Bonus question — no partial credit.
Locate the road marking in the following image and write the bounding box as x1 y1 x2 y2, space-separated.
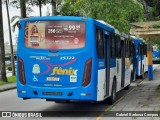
96 80 143 120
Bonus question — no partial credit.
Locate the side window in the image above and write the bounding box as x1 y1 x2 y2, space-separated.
96 27 104 59
110 33 116 58
116 35 121 58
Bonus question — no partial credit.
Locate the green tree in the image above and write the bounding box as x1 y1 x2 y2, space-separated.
150 37 160 50
61 0 144 32
0 0 7 82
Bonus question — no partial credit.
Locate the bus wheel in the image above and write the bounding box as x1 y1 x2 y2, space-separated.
108 80 116 105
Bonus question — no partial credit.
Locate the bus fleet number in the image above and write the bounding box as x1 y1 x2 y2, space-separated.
60 56 75 60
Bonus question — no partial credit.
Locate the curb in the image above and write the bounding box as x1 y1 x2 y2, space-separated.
0 84 16 92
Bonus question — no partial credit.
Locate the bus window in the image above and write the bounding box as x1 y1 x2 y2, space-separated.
110 33 116 58
96 27 104 59
24 21 86 49
116 35 121 58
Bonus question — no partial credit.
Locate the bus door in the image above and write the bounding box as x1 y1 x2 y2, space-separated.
104 31 110 96
121 40 125 87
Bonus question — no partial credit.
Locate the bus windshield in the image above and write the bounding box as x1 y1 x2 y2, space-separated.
24 21 86 49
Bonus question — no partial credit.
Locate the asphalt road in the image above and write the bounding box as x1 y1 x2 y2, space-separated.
0 89 108 119
0 85 135 120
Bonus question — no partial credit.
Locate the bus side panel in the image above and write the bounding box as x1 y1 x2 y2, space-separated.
96 60 116 101
109 67 116 95
145 56 148 72
116 58 122 92
97 68 106 101
124 62 131 87
109 60 116 96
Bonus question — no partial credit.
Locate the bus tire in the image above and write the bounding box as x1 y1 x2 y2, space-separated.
108 79 116 105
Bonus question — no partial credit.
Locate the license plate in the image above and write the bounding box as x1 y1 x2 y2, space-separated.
46 77 59 81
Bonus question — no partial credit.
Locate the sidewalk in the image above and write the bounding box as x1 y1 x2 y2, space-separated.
101 66 160 120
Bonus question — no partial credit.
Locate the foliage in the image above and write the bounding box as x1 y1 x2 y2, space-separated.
0 76 16 85
141 0 160 20
143 0 155 7
150 37 160 49
61 0 144 32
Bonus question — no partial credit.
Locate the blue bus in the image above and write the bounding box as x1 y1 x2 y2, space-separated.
16 16 132 104
132 38 147 79
153 50 160 64
153 50 159 58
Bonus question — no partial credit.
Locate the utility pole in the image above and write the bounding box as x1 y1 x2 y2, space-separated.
147 38 153 80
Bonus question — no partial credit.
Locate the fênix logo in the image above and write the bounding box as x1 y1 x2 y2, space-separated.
51 67 78 76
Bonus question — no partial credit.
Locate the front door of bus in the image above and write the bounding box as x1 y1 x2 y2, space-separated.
104 31 110 96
